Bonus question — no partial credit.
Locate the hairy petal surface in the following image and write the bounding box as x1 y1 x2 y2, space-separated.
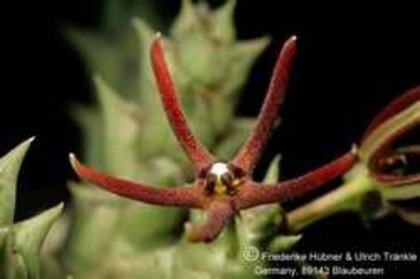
186 200 234 242
150 36 215 171
70 154 203 208
237 150 357 209
232 36 297 172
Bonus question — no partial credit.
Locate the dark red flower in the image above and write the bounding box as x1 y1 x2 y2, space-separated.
70 35 356 243
359 86 420 185
286 87 420 232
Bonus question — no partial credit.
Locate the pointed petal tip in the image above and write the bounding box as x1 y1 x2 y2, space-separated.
57 202 65 210
16 136 36 152
152 32 163 47
17 136 36 149
150 33 164 64
53 202 65 214
69 153 80 171
286 35 298 47
351 144 359 155
69 152 75 161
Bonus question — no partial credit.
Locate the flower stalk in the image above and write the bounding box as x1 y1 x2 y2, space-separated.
287 167 375 232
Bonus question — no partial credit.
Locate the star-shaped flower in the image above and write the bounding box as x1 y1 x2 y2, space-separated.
70 35 356 243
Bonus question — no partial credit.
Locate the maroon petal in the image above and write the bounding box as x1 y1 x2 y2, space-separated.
360 89 420 187
70 154 203 208
237 149 357 209
150 36 215 171
372 145 420 185
362 86 420 140
360 98 419 178
186 200 234 243
231 36 297 173
374 173 420 185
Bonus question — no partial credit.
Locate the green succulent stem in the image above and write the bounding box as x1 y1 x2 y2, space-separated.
287 166 376 232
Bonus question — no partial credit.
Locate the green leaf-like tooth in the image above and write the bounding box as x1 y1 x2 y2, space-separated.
70 105 104 169
224 37 270 95
131 18 156 105
269 234 302 252
263 155 281 184
0 137 34 227
213 0 236 42
100 0 131 34
13 203 64 279
94 75 141 178
65 25 140 101
171 0 197 37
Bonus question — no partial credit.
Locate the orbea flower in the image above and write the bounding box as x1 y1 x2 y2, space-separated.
287 88 419 232
359 87 420 185
357 87 420 222
70 35 356 243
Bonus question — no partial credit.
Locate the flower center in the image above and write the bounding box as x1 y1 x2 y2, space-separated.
205 162 242 196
